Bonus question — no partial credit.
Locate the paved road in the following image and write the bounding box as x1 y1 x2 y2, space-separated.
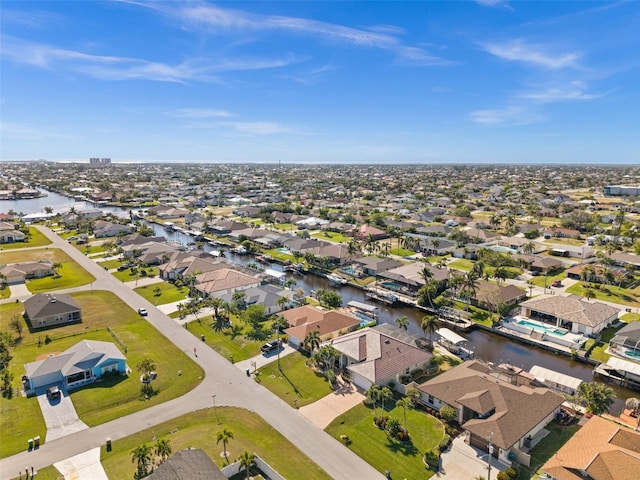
0 226 384 480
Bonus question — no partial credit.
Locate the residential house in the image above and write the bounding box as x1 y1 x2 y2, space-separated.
24 339 127 392
0 260 55 284
23 293 82 330
218 284 295 315
544 227 580 239
93 220 133 238
519 295 620 336
472 280 527 311
195 268 260 298
355 224 387 241
542 415 640 480
376 261 448 298
324 327 433 391
609 322 640 362
0 222 25 243
418 360 563 467
515 254 563 275
351 257 403 277
280 305 361 349
146 449 226 480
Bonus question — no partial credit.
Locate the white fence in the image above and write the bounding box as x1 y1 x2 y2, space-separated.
221 454 285 480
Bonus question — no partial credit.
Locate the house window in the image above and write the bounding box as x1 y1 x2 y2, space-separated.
428 394 434 405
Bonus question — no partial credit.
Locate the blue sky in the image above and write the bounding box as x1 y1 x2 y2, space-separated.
1 1 638 164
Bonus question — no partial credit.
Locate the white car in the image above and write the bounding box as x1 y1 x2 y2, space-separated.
137 308 148 316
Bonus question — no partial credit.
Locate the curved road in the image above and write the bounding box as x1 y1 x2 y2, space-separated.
0 227 384 480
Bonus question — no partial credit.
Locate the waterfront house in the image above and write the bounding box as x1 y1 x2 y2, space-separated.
324 327 433 391
281 305 361 349
23 293 82 330
93 220 133 238
609 322 640 361
418 360 564 467
218 284 295 316
541 415 640 480
24 340 127 393
195 268 260 299
519 295 620 336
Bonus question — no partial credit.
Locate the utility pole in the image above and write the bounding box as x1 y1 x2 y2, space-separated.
276 326 281 370
487 431 494 480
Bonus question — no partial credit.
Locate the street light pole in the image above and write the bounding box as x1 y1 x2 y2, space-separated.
212 395 219 423
487 431 494 480
276 326 281 370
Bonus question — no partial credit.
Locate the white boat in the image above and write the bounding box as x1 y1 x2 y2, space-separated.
326 273 347 285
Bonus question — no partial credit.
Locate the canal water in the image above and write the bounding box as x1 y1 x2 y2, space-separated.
2 190 634 410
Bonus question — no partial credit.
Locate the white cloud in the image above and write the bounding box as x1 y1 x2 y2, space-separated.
171 108 233 119
0 36 302 82
0 9 65 29
482 39 581 69
475 0 512 8
219 121 294 135
0 122 73 141
520 82 606 103
172 3 448 65
469 106 544 125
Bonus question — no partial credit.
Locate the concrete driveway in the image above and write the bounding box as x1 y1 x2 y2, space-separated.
437 436 507 478
299 383 365 429
37 388 88 442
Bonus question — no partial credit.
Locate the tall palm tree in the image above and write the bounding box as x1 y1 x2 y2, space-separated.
421 315 441 348
366 384 381 418
583 288 596 301
303 330 321 353
216 427 234 461
379 386 393 415
394 315 409 331
238 450 257 480
154 438 172 464
396 396 413 433
131 443 153 479
461 271 480 311
493 266 508 285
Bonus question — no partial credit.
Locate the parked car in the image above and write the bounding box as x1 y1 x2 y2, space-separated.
261 340 282 354
137 308 148 316
118 263 135 271
551 280 563 287
46 386 61 400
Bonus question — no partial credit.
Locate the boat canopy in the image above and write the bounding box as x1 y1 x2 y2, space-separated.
436 327 467 346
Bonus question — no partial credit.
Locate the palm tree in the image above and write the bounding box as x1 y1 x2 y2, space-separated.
578 382 615 415
421 315 441 348
209 297 225 320
238 450 256 480
216 427 234 461
366 384 381 418
461 271 480 311
493 266 508 285
523 241 535 255
379 386 393 415
154 438 172 464
396 396 413 433
276 295 289 311
394 315 409 331
131 443 153 479
303 330 321 353
583 288 596 301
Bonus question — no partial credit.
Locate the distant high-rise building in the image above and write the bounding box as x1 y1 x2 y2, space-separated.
603 185 640 196
89 157 111 166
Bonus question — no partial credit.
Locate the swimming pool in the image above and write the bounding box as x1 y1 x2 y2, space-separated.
516 319 567 336
275 248 290 254
381 281 403 292
625 349 640 358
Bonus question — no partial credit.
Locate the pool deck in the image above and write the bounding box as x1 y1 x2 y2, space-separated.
492 320 589 358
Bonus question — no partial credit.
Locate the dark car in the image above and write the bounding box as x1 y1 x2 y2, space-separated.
261 340 281 354
137 308 148 316
118 263 135 271
551 280 563 287
46 386 61 400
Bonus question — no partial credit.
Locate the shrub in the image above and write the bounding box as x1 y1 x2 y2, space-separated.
504 467 519 479
424 450 440 470
439 405 457 423
496 472 509 480
437 436 450 452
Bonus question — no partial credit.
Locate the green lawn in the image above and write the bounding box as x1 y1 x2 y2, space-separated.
325 401 444 479
0 290 204 458
9 466 61 480
521 421 580 479
0 285 9 299
587 323 627 363
0 227 52 250
566 281 640 308
184 316 266 362
100 407 331 480
112 266 159 283
311 231 350 243
97 258 127 270
527 272 566 288
254 351 333 408
447 259 473 272
0 248 95 293
134 281 188 305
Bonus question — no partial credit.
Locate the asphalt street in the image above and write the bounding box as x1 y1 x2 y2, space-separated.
0 226 384 480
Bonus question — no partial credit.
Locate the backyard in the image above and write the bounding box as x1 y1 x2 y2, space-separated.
254 351 333 408
520 421 581 479
0 290 203 457
566 281 640 308
325 400 444 479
